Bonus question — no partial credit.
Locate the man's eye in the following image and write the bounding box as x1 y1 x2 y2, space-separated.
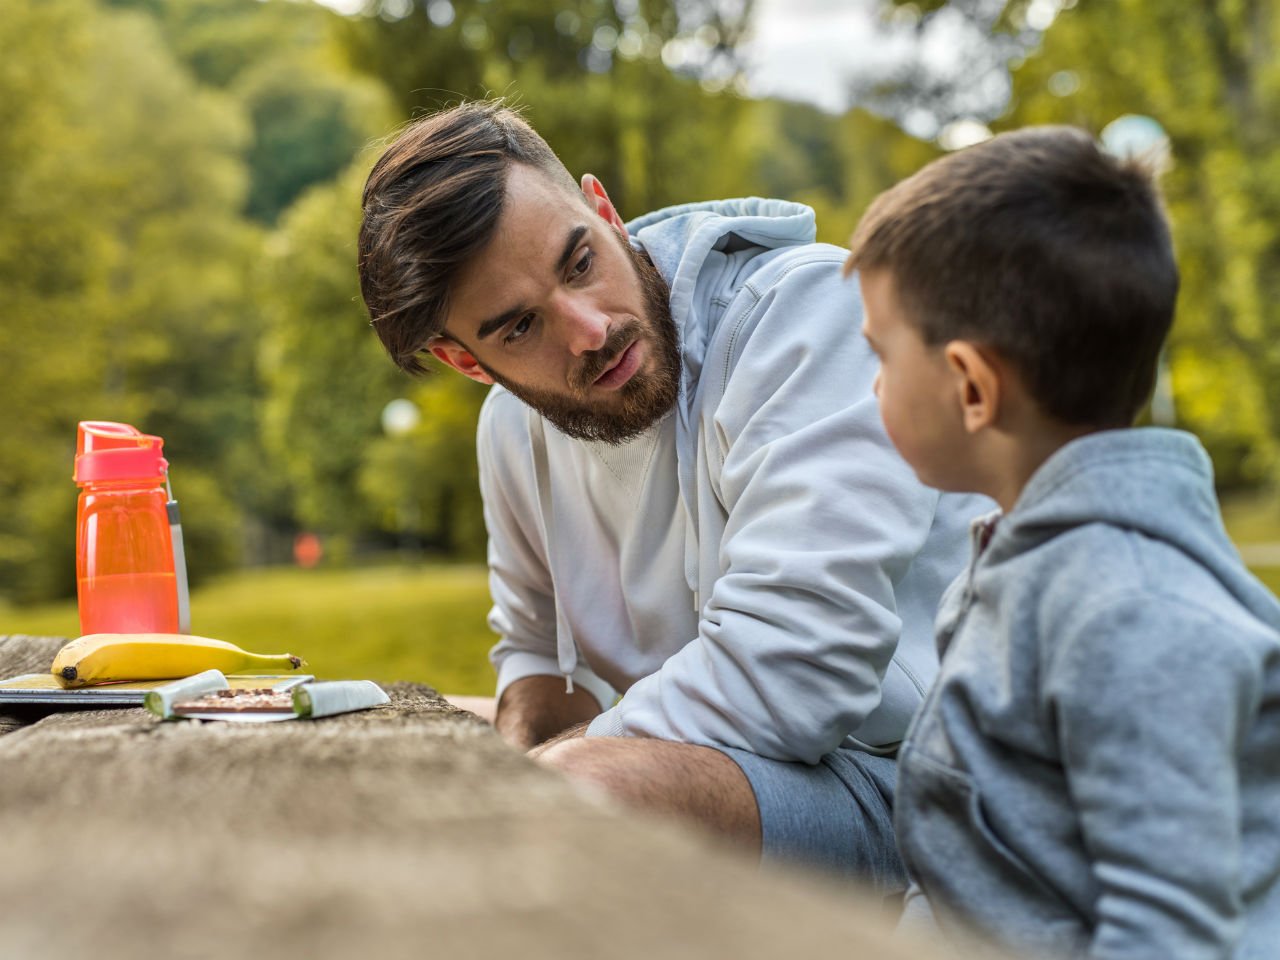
571 249 594 279
504 313 536 344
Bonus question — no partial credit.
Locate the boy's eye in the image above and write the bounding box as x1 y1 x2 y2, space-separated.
504 313 536 344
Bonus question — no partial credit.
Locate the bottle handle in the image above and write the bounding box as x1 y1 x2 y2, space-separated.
165 471 192 635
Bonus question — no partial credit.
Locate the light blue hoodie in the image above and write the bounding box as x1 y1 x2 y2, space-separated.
483 198 983 761
896 428 1280 959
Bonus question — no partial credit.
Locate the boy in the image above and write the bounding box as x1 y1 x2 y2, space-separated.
845 125 1280 958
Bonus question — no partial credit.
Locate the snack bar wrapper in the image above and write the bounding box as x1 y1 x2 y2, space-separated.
293 680 390 718
145 669 230 718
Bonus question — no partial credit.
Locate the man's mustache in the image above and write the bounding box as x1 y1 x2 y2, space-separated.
570 319 642 393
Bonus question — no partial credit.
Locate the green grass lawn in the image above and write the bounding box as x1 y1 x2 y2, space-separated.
1221 492 1280 596
0 563 498 695
1252 567 1280 596
4 492 1279 692
1221 490 1280 544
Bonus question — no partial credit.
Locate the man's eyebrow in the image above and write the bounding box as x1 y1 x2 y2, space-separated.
476 306 528 341
475 225 590 342
556 224 589 273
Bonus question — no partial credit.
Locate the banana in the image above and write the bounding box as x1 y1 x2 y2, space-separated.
51 633 306 688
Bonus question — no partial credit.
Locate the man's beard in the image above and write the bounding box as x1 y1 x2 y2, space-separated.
480 239 681 445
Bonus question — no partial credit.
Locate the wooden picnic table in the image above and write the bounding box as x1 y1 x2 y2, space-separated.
0 633 951 959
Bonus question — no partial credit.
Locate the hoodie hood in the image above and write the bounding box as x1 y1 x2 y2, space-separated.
628 196 816 279
618 199 820 617
627 198 816 399
991 428 1280 631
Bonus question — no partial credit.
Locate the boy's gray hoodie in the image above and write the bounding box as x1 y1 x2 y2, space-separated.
896 428 1280 959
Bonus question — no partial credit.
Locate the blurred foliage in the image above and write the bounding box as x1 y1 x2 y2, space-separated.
237 58 392 222
3 0 1278 609
851 0 1034 136
257 162 403 547
887 0 1280 493
111 0 395 222
342 0 752 112
340 0 765 214
357 374 491 558
0 0 257 601
996 0 1280 490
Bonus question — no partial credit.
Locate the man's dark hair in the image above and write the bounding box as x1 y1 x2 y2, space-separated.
359 100 580 375
846 125 1179 427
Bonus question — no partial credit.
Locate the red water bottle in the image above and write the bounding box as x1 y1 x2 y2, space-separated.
74 421 187 635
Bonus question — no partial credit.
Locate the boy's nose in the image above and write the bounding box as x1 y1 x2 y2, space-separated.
872 370 883 398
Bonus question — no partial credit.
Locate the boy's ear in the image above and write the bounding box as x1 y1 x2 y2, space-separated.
428 337 494 385
944 341 1000 433
580 174 627 232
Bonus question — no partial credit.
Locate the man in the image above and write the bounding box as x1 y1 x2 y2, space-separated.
358 100 979 889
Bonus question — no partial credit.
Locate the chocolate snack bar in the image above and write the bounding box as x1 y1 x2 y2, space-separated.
172 688 294 715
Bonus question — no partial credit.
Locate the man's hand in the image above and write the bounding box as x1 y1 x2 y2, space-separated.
494 675 602 750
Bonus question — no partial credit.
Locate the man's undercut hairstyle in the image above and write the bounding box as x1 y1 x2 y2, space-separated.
359 100 581 374
846 125 1179 428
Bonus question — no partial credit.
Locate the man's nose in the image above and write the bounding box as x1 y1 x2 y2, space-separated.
556 294 611 355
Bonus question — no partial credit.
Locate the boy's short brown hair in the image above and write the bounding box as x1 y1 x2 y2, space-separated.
358 100 580 375
846 126 1179 428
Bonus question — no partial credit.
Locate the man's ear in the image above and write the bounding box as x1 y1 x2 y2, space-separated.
580 174 627 232
944 341 1000 434
428 338 494 385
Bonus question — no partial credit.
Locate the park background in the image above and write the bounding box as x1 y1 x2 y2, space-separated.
4 0 1279 692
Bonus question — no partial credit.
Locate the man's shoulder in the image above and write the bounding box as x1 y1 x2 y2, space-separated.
478 385 536 451
753 240 849 274
709 242 869 386
731 243 858 321
721 241 848 299
479 384 523 426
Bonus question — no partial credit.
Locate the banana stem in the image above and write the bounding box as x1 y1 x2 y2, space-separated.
239 653 306 672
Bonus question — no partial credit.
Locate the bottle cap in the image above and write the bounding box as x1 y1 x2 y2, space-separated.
74 421 168 485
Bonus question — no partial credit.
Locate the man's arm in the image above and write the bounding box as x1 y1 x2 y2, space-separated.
477 389 617 747
587 253 947 762
495 675 600 750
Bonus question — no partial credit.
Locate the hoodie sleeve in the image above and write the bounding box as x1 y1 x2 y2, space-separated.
1046 591 1263 960
587 254 941 761
478 390 616 712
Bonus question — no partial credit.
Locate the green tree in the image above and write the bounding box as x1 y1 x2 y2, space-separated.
106 0 337 89
874 0 1280 490
0 0 259 602
358 375 491 557
752 100 942 246
342 0 753 117
338 0 761 215
258 162 405 554
109 0 395 224
236 55 395 223
1000 0 1280 488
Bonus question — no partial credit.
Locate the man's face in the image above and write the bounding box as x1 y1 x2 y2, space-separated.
858 268 971 491
437 164 680 445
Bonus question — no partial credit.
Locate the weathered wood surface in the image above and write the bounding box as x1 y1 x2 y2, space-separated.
0 635 947 960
